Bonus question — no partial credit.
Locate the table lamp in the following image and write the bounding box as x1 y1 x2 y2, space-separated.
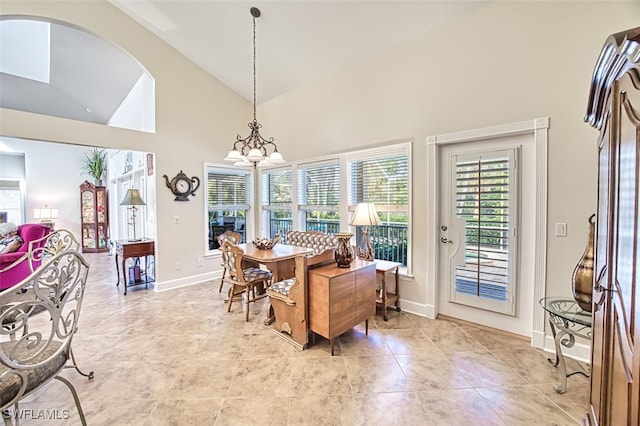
33 204 59 228
349 202 381 261
120 189 146 241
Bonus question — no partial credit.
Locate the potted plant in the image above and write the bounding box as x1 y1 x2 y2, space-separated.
81 148 108 186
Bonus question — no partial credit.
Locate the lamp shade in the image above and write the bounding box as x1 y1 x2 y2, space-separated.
349 202 381 226
33 205 59 220
120 189 146 206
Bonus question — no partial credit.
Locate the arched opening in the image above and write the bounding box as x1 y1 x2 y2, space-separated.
0 15 155 132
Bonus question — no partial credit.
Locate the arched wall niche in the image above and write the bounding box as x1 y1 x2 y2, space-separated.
0 15 155 133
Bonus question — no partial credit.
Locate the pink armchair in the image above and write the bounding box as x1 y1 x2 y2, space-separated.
0 224 51 290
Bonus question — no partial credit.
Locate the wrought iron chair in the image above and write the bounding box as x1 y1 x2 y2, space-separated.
220 240 272 321
0 250 90 425
0 229 93 380
217 230 242 293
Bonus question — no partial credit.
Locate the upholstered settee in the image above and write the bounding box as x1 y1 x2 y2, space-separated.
267 231 339 349
0 224 51 290
284 231 339 267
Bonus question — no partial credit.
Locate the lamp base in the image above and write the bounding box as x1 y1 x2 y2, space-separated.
357 228 375 261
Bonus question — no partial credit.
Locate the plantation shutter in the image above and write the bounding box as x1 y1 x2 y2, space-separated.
297 160 340 212
346 145 409 209
207 167 252 211
452 148 517 314
262 168 292 210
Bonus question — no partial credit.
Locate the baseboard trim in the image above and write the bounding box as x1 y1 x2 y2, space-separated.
531 330 546 349
396 299 434 319
154 271 219 292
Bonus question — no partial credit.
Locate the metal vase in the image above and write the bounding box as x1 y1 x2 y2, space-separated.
572 214 595 312
335 232 354 268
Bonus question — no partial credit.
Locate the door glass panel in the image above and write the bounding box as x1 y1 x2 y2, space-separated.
450 149 517 314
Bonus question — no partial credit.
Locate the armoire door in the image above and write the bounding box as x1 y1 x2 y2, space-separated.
601 71 639 426
585 27 640 426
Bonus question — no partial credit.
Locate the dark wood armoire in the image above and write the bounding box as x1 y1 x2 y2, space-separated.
584 27 640 426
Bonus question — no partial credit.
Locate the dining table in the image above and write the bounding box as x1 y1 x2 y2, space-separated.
237 243 312 325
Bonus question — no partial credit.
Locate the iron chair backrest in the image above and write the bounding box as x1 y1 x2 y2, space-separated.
0 250 90 412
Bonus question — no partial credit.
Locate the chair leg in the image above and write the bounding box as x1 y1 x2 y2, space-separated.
245 285 251 321
66 346 95 379
227 285 235 312
218 268 226 292
54 375 87 426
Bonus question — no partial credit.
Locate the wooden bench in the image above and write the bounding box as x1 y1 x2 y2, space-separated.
266 231 338 349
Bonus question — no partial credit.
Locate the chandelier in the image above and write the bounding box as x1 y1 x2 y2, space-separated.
225 7 284 168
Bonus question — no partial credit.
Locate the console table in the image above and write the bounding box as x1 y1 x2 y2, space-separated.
308 259 376 355
539 297 592 393
115 239 155 295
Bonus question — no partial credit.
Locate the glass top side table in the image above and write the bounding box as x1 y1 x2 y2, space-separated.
539 297 592 393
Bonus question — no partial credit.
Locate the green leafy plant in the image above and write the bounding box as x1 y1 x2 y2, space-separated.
81 148 108 182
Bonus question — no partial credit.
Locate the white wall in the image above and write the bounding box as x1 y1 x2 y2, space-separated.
2 0 638 338
0 1 250 289
258 2 639 326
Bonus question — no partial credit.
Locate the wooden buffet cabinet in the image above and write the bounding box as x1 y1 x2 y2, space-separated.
307 259 376 355
584 27 640 425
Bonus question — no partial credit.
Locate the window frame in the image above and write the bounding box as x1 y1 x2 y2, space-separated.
259 140 412 274
204 162 253 255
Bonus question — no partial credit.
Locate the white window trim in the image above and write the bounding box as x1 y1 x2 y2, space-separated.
259 140 413 274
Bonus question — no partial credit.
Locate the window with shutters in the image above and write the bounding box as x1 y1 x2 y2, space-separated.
259 141 412 271
261 168 293 241
0 180 23 224
297 161 341 234
347 146 410 266
205 165 251 250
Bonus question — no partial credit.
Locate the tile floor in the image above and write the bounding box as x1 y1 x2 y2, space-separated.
19 253 590 425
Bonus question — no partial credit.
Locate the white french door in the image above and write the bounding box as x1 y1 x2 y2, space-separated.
437 131 539 335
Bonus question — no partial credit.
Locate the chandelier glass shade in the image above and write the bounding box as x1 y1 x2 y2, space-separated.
225 7 284 168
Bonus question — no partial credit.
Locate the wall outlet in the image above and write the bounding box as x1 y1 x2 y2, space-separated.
555 222 567 237
174 215 180 224
175 261 182 270
197 258 204 267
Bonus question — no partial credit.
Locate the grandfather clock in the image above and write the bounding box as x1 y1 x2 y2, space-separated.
79 180 109 253
584 27 640 425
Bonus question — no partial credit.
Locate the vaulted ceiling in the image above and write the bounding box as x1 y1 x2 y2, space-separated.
0 1 490 125
110 1 490 103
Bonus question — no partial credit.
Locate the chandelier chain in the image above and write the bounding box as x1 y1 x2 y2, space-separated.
252 14 257 121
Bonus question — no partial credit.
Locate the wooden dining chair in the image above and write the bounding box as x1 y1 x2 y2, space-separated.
220 240 272 321
217 230 242 293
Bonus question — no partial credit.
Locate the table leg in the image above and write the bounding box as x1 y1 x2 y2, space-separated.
122 256 128 295
116 252 120 287
381 273 388 321
144 255 149 289
394 267 401 312
548 316 568 394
